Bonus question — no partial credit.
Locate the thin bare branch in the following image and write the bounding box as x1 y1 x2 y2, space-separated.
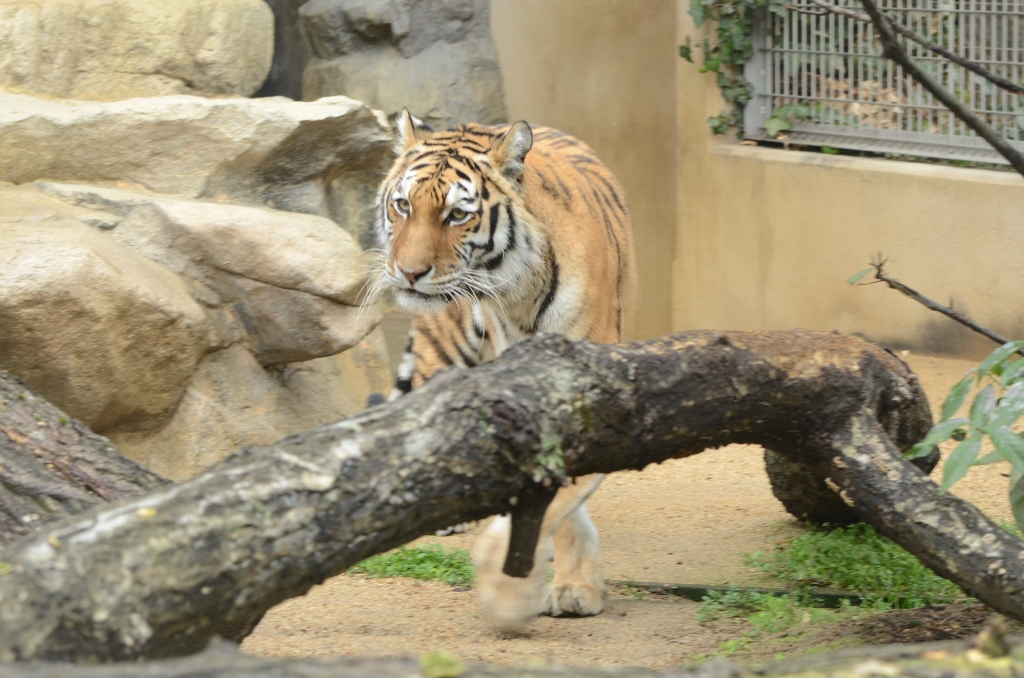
796 0 1024 97
864 257 1023 355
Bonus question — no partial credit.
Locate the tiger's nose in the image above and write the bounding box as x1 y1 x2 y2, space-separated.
398 265 431 284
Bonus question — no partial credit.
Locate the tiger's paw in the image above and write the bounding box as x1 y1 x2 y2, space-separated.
477 573 544 631
435 521 475 537
542 582 605 617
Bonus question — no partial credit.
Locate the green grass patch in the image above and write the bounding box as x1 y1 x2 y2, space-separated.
747 523 966 609
697 588 839 633
689 521 1005 665
691 586 857 663
348 544 473 587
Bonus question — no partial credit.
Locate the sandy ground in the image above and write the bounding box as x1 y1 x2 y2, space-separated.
241 351 1014 669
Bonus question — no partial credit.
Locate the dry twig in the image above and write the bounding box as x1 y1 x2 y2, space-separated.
858 256 1023 355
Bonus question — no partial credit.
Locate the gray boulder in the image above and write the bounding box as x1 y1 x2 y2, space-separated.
38 184 370 309
300 0 507 130
255 0 315 100
0 182 389 480
0 0 274 101
0 92 393 204
0 215 214 434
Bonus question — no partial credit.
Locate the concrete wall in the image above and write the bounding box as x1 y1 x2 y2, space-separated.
491 0 1024 356
675 2 1024 358
491 0 677 340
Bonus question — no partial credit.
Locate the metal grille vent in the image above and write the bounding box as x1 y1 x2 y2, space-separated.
744 0 1024 163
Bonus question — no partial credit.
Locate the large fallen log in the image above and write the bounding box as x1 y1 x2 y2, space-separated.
1 330 1021 663
2 634 1020 678
1 618 1022 678
0 369 170 546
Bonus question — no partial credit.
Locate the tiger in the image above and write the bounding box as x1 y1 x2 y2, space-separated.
372 108 635 628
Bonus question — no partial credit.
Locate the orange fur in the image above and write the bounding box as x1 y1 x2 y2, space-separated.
376 113 635 395
373 110 635 626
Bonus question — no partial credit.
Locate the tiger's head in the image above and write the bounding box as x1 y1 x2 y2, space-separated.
373 108 538 313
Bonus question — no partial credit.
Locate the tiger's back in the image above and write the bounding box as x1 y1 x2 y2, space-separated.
381 119 635 394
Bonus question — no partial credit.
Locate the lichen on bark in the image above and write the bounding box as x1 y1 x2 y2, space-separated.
0 330 1022 663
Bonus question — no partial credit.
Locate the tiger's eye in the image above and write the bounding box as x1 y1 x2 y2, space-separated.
394 198 411 214
450 208 467 221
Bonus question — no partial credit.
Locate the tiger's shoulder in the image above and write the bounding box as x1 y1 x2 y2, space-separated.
378 115 635 401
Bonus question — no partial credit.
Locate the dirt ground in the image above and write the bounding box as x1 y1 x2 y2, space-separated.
241 352 1015 669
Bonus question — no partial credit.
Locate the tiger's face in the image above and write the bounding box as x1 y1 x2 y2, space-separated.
375 109 534 313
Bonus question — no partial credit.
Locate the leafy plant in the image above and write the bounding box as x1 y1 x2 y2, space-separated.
348 544 474 587
680 0 788 135
691 521 977 660
904 340 1024 531
698 587 836 632
748 523 966 608
764 102 819 137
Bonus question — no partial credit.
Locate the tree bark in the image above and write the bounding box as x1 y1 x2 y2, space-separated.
764 444 940 526
0 369 170 546
0 622 1016 678
0 640 669 677
0 330 1022 663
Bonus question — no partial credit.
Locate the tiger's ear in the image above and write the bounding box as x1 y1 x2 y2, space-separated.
491 121 533 182
396 108 433 152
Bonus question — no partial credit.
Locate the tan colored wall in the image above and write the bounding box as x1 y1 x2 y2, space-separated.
675 1 1024 357
492 0 1024 357
490 0 677 340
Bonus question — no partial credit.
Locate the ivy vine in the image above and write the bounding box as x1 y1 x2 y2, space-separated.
680 0 791 136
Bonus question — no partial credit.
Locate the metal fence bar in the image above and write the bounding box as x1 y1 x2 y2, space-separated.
745 0 1024 163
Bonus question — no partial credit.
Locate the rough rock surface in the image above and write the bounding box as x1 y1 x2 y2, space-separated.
300 0 507 130
0 218 214 434
256 0 314 100
37 184 370 310
0 0 274 101
112 333 393 481
0 91 393 201
0 182 389 480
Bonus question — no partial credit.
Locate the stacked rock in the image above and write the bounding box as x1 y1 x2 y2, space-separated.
299 0 508 131
0 1 397 480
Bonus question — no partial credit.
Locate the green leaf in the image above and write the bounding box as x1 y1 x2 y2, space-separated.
708 115 729 135
1001 359 1024 387
689 3 709 28
765 116 792 137
821 145 840 155
847 267 874 285
941 434 982 491
970 385 996 429
940 372 975 421
679 37 693 62
1011 475 1024 535
990 382 1024 429
974 450 1005 465
904 417 968 459
991 425 1024 472
978 341 1024 379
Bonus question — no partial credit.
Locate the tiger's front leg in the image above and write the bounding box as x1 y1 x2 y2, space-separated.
472 474 606 629
388 299 490 401
543 499 607 617
389 300 491 536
